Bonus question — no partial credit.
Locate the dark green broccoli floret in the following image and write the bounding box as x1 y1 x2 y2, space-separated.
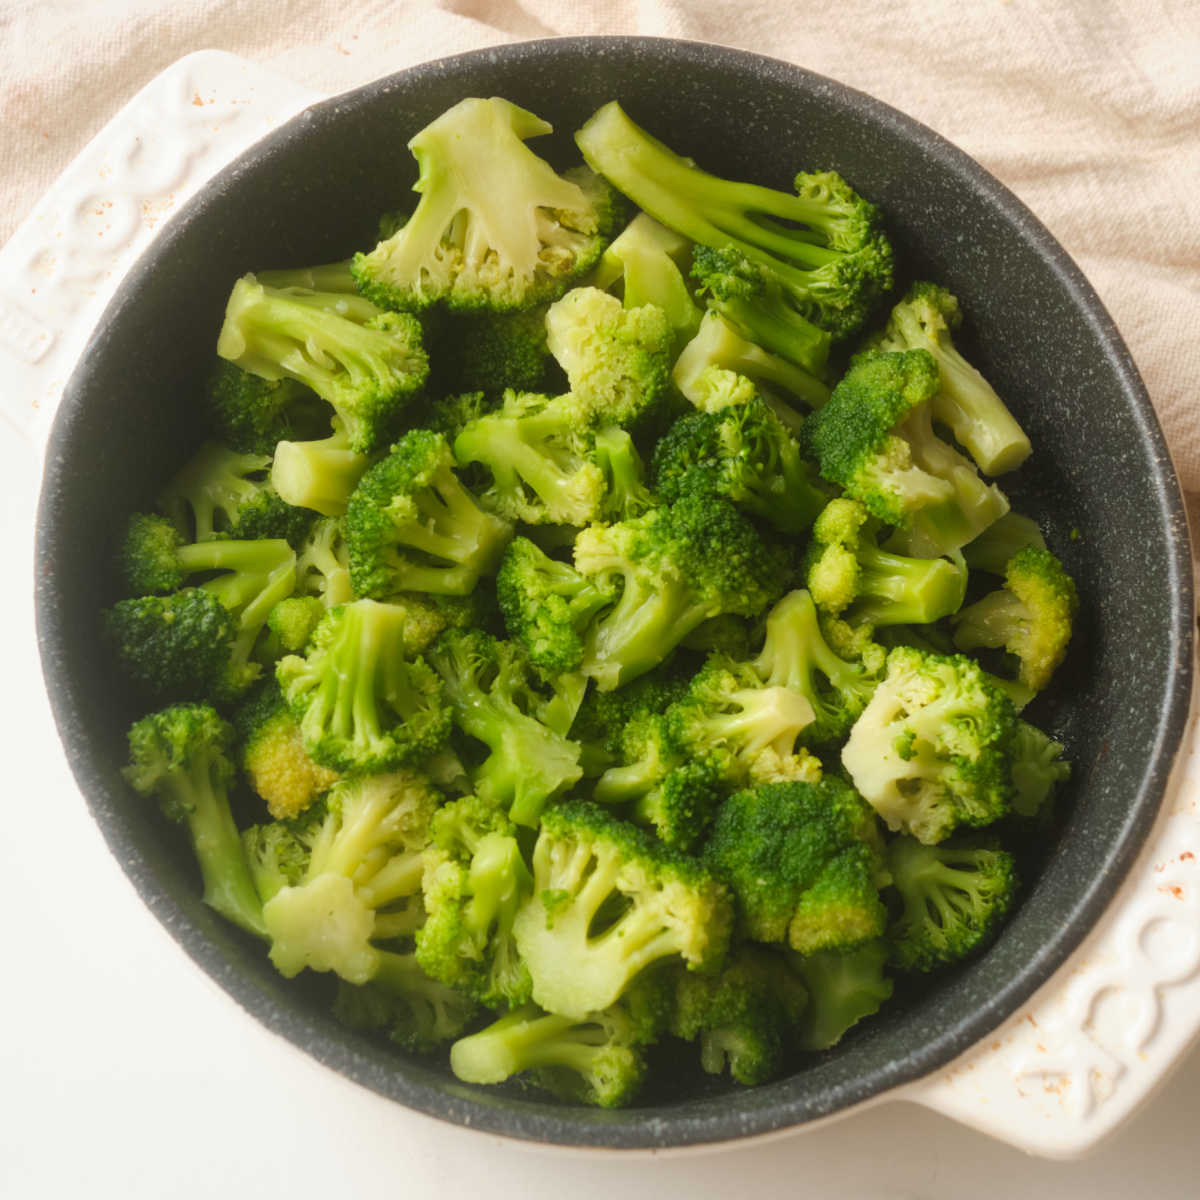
425 629 582 827
704 779 887 954
952 546 1078 692
873 282 1031 475
270 421 374 518
577 103 892 340
512 801 734 1020
260 770 438 983
1009 719 1071 819
886 837 1018 972
216 275 428 454
651 395 827 535
670 945 808 1086
804 498 967 629
841 645 1019 844
426 307 555 397
123 703 265 937
344 428 513 599
206 359 329 456
276 599 451 774
573 490 791 690
788 940 894 1051
352 98 624 312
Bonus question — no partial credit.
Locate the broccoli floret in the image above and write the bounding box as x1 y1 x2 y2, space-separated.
344 429 513 598
233 679 339 820
674 311 830 417
670 945 808 1086
962 512 1046 575
123 703 265 937
294 517 354 608
427 307 555 396
333 947 478 1053
261 770 438 983
351 98 624 312
577 104 892 340
242 813 317 905
425 629 583 827
886 837 1018 971
216 275 428 454
206 359 329 456
804 498 967 628
873 282 1031 475
704 779 887 954
512 801 733 1020
788 940 894 1051
276 599 451 774
573 490 790 690
593 426 655 521
1010 719 1071 819
841 645 1018 844
952 546 1078 692
262 596 325 657
651 395 827 534
270 421 374 518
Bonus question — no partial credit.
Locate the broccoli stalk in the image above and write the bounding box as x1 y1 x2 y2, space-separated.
270 421 373 518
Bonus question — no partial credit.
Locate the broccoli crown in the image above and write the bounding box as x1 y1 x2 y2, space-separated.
841 645 1018 844
804 497 967 628
345 428 513 598
351 98 623 312
703 779 886 954
544 286 674 428
242 814 316 905
952 546 1078 692
593 425 655 521
576 103 892 340
276 599 451 774
264 596 325 656
574 490 791 690
570 660 692 766
670 945 808 1086
512 800 734 1020
496 536 618 677
1009 719 1072 819
216 275 429 454
651 396 827 535
261 770 439 983
453 390 608 526
788 940 894 1051
886 837 1018 972
425 628 583 826
333 947 478 1053
270 421 373 519
233 678 339 819
873 282 1031 475
427 306 554 396
124 703 265 936
206 358 329 456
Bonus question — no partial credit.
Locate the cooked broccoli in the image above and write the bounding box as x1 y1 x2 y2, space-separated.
216 275 428 454
873 282 1031 475
804 497 967 628
651 394 827 534
260 770 438 983
270 421 374 518
123 703 265 936
573 490 790 690
962 511 1047 575
577 103 892 339
262 596 325 657
242 812 317 905
426 307 555 396
789 940 894 1051
593 425 655 520
294 516 354 608
704 779 887 954
952 546 1078 692
1010 719 1071 819
257 259 358 293
352 97 624 312
512 801 733 1020
670 945 808 1085
841 645 1018 844
425 628 582 827
206 359 329 456
344 428 513 598
276 599 451 774
886 837 1018 971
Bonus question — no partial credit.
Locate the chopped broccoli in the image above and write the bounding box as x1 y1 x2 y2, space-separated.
426 307 555 396
344 428 513 598
270 421 374 518
789 940 894 1051
593 425 655 521
294 516 354 608
206 358 329 456
352 97 624 312
262 596 325 657
123 703 265 937
512 801 733 1020
962 512 1046 575
886 837 1018 971
1010 719 1071 819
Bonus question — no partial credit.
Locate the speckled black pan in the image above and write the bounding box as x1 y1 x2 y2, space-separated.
35 37 1194 1148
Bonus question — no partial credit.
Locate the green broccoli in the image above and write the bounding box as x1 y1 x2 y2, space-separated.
1010 720 1071 819
352 97 624 312
789 940 894 1051
704 779 887 954
276 599 451 774
952 546 1078 692
593 425 655 520
256 259 358 293
841 645 1018 844
205 358 329 456
886 837 1018 971
270 421 374 518
294 516 354 608
216 275 428 453
512 801 733 1020
123 703 265 937
962 512 1047 575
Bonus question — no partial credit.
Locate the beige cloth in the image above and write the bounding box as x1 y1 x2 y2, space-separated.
4 1 1198 544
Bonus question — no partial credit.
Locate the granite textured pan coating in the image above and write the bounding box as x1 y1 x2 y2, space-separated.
35 38 1194 1148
